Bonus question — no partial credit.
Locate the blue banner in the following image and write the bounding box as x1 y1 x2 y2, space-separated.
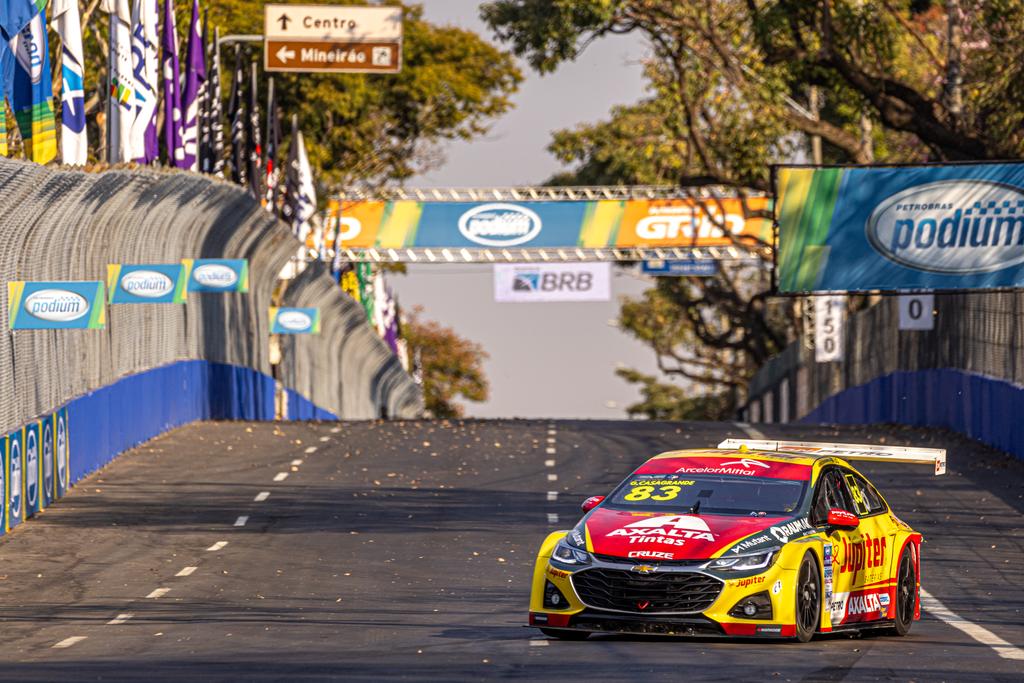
24 421 39 518
777 163 1024 291
185 259 249 293
270 307 320 334
642 259 719 277
8 281 105 329
7 428 23 530
0 435 6 535
41 414 53 508
55 408 69 498
108 264 187 303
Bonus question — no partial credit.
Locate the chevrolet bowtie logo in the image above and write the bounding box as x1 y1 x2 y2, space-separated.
630 564 657 574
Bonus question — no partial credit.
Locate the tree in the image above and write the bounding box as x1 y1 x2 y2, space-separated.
404 310 489 419
616 368 732 421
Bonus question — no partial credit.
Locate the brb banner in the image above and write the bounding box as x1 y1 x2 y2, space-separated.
270 307 321 334
328 198 771 250
494 263 611 303
777 163 1024 292
107 264 188 303
8 281 105 329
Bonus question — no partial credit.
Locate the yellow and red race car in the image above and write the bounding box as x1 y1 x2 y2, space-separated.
529 439 946 641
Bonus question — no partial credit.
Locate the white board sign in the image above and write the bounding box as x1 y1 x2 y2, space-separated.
494 263 611 303
814 296 845 363
898 293 935 330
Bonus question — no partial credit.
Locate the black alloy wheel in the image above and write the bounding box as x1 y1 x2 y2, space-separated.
795 551 821 643
889 547 917 636
539 627 590 640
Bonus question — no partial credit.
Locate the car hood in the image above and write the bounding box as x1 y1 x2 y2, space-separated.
583 507 801 561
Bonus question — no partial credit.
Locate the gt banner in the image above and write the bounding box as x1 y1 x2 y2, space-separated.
7 428 23 531
776 163 1024 292
107 264 187 303
8 281 105 329
814 296 845 363
328 197 771 250
270 307 321 334
184 259 249 293
494 263 611 303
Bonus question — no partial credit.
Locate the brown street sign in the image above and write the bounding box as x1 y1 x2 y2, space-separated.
264 39 401 73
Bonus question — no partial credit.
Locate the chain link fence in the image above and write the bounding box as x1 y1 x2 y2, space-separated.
0 157 421 435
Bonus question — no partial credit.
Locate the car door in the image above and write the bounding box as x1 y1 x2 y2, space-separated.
810 468 857 626
838 469 895 619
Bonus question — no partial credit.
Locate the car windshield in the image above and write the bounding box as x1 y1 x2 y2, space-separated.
605 473 807 516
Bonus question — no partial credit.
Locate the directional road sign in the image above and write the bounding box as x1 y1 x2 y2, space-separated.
264 4 402 74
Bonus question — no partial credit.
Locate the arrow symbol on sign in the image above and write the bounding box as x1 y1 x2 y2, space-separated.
276 45 296 63
277 13 291 30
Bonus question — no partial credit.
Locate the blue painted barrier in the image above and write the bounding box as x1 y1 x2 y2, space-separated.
802 368 1024 461
287 390 339 421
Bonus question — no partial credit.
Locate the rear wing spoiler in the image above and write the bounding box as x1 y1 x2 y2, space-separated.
717 439 947 475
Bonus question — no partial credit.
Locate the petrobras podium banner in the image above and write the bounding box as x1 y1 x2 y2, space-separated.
494 263 611 303
777 163 1024 292
270 307 321 334
107 264 187 303
327 197 771 250
184 259 249 293
8 281 105 329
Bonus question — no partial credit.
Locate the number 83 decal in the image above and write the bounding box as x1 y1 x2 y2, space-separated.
625 485 682 501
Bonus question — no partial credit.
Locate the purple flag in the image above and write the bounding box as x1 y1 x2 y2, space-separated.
160 0 182 165
180 0 205 171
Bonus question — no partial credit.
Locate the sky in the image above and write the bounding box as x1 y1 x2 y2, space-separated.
389 2 676 419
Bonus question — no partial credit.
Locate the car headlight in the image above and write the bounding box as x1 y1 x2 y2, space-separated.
551 529 591 566
707 549 780 572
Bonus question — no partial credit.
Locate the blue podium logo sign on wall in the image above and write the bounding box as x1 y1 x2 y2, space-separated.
42 418 54 508
270 307 321 334
8 281 106 329
184 259 249 293
8 428 23 529
25 423 39 517
56 409 69 497
108 264 187 304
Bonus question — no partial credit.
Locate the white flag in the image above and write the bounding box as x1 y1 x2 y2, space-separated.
52 0 88 165
129 0 158 163
294 130 317 240
105 0 136 162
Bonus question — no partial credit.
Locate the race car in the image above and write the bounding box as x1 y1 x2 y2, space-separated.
529 439 945 641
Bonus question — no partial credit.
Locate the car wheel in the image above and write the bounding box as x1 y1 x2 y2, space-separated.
539 627 590 640
795 551 821 643
888 546 917 636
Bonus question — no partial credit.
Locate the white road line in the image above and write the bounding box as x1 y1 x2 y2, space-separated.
545 447 556 454
304 446 318 454
146 588 170 599
546 491 558 502
547 513 559 524
547 429 556 436
291 459 303 466
234 516 249 527
921 589 1024 660
319 436 330 442
254 491 270 502
206 541 228 552
530 639 549 647
544 459 556 467
547 473 558 482
330 427 341 433
546 437 556 444
733 422 766 440
273 472 289 482
107 614 133 626
52 636 87 649
175 566 197 577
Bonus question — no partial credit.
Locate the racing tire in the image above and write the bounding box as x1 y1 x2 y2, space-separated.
794 551 821 643
888 546 917 637
539 628 590 641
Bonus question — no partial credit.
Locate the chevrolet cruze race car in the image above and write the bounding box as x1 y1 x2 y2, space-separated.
529 439 945 641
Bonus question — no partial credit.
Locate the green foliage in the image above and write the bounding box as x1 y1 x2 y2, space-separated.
404 310 489 419
616 367 732 421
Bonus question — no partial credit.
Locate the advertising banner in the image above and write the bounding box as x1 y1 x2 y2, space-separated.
41 415 54 508
7 428 23 531
328 197 771 250
107 264 187 303
641 259 719 277
24 422 40 518
270 307 321 334
184 259 249 293
814 296 845 363
494 263 611 303
7 281 105 329
776 163 1024 292
55 408 69 499
0 435 6 535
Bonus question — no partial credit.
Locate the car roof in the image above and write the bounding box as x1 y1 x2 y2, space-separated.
634 448 834 481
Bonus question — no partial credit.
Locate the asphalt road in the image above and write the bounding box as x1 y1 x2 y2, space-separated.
0 419 1021 682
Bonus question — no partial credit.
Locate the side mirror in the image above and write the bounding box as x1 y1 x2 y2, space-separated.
581 495 605 512
827 509 860 529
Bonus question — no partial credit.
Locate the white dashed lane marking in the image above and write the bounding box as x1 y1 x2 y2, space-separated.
107 614 133 626
234 516 249 527
291 459 303 466
254 491 270 502
530 639 549 647
146 588 170 599
273 472 289 482
206 541 228 552
921 589 1024 660
546 437 556 444
330 427 341 433
319 436 330 442
544 459 555 467
175 566 197 577
52 636 87 649
546 491 558 502
547 473 558 482
304 446 318 454
547 513 559 524
545 447 556 455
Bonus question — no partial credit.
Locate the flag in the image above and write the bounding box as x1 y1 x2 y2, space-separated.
245 61 260 197
129 0 158 163
338 262 360 302
264 76 280 212
282 115 317 242
179 0 203 170
105 0 135 163
227 44 245 185
197 8 209 171
0 39 12 157
52 0 88 165
160 0 182 165
0 96 7 157
357 262 374 324
0 0 44 41
10 10 57 163
205 26 223 176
